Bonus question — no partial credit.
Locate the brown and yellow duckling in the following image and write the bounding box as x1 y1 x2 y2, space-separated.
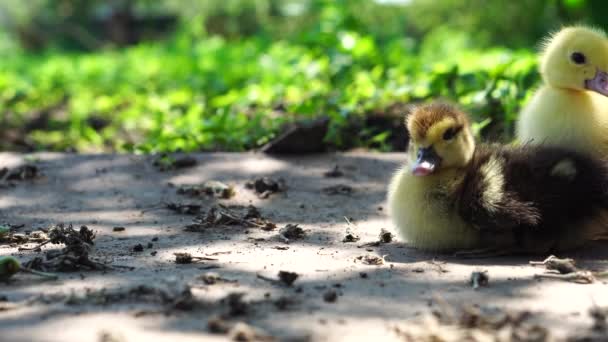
387 102 608 255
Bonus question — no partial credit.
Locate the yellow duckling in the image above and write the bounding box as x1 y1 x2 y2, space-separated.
388 102 608 254
517 26 608 156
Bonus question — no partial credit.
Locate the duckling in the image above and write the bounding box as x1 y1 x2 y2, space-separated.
517 26 608 157
388 102 608 254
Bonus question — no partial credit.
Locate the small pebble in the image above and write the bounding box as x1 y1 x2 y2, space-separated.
278 271 299 286
323 290 337 303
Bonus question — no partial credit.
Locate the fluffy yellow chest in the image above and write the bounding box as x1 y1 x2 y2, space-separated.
517 87 608 156
386 167 480 251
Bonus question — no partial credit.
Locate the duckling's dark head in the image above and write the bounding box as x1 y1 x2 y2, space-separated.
406 103 475 176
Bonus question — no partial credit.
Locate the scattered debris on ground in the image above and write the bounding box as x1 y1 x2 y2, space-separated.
199 272 238 285
0 256 58 281
356 254 385 266
174 252 218 264
184 205 276 231
5 154 608 341
245 177 286 199
470 271 489 290
49 223 95 245
342 230 360 243
243 206 275 231
530 255 604 284
342 217 360 243
322 184 353 196
177 180 235 199
278 224 305 243
378 228 394 243
184 206 239 230
531 255 577 274
358 228 394 247
153 154 197 171
396 299 549 342
1 227 48 246
0 164 40 186
165 202 202 215
323 165 344 178
23 224 107 272
427 260 450 274
36 283 201 312
278 271 299 286
256 271 299 287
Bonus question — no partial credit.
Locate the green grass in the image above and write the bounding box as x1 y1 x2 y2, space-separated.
0 31 540 152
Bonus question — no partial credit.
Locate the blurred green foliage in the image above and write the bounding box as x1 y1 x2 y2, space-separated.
0 0 603 152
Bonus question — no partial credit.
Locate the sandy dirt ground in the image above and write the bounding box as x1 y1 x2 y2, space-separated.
1 152 608 342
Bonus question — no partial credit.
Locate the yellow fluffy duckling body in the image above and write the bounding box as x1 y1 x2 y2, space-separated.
517 26 608 156
387 106 480 251
388 103 608 253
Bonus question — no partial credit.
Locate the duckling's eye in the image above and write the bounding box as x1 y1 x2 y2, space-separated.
443 128 457 141
571 52 586 65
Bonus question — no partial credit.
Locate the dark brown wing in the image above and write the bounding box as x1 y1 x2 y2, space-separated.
455 145 541 231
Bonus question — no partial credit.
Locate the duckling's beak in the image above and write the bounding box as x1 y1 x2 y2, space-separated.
412 146 441 176
585 70 608 96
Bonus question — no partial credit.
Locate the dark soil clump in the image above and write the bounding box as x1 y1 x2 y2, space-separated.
378 228 394 243
278 224 305 242
323 290 337 303
245 177 286 199
277 271 299 286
